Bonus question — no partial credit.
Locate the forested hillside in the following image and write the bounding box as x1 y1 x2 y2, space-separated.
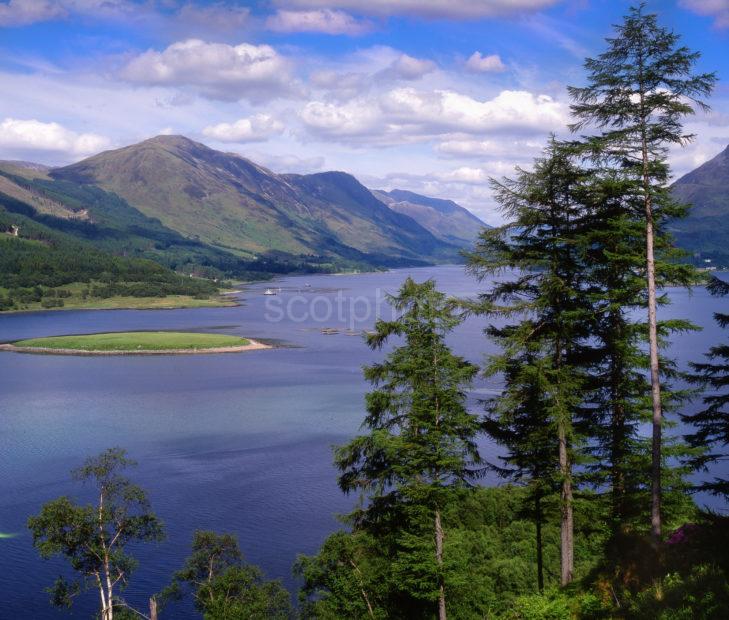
0 206 217 311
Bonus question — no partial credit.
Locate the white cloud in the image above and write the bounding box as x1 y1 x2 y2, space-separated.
0 0 65 26
0 118 110 156
389 54 437 80
266 9 371 35
274 0 561 19
465 52 506 73
177 2 249 27
680 0 729 28
300 88 568 143
0 0 251 30
310 69 371 100
253 152 326 173
437 138 542 158
120 39 297 103
203 114 285 143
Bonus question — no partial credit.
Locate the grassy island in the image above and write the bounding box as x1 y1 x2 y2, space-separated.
3 331 266 355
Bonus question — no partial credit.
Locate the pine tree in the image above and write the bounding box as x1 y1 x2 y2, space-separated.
577 165 698 578
568 2 716 540
686 275 729 500
466 139 591 586
335 277 481 619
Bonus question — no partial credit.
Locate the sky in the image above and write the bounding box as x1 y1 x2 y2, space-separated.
0 0 727 224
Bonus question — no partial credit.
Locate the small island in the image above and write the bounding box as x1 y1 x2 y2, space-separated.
0 331 270 356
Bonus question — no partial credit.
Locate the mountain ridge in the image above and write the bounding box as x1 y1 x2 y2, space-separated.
50 135 459 267
671 144 729 266
372 188 487 247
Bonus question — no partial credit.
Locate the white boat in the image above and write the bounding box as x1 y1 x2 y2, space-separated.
263 288 277 296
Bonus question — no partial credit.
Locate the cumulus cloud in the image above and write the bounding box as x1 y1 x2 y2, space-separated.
437 138 542 159
266 9 372 35
203 114 285 143
465 52 506 73
0 0 65 26
0 0 251 30
120 39 298 103
389 54 437 80
0 118 110 156
274 0 561 19
680 0 729 28
300 88 567 143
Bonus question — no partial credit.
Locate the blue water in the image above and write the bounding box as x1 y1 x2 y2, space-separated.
0 265 726 618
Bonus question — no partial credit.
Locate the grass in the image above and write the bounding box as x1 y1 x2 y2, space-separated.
13 331 250 352
0 282 237 313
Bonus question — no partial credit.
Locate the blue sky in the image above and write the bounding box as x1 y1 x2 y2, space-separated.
0 0 727 223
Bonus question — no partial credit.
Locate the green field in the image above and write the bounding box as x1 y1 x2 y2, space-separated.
13 331 250 351
0 281 237 313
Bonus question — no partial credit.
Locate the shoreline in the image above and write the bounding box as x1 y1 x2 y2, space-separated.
0 339 271 356
0 296 240 316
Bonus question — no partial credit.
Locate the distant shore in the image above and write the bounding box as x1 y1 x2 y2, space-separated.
0 293 239 315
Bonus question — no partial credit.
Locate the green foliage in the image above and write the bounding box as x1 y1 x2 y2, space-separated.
0 207 218 309
332 278 481 614
27 448 164 617
163 530 293 619
297 486 607 619
685 275 729 499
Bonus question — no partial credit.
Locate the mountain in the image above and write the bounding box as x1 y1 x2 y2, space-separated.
671 145 729 266
372 189 487 247
51 135 456 267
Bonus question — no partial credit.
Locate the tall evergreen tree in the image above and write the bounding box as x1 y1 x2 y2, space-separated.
577 165 698 582
335 277 481 619
686 275 729 500
568 2 716 540
467 139 591 586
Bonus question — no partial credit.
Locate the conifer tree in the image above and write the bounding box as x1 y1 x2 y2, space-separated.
568 2 716 540
335 277 481 619
577 165 698 575
686 275 729 500
467 139 591 586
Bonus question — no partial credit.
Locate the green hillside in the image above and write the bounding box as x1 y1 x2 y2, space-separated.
51 135 457 266
0 206 218 311
671 145 729 267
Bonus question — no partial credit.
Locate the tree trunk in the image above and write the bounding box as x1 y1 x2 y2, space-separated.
639 84 663 544
609 316 627 536
535 491 544 593
149 597 158 620
646 201 662 543
558 418 574 586
435 509 447 620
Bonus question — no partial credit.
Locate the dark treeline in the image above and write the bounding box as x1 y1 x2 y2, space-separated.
0 208 218 310
24 5 729 619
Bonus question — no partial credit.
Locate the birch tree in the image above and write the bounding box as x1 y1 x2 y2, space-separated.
28 448 164 620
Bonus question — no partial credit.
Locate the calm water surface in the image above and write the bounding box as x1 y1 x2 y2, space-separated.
0 265 726 618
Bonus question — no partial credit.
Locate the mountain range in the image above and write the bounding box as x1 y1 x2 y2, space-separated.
3 134 726 299
670 144 729 266
47 135 480 268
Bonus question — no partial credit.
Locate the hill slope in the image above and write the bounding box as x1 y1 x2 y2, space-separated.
372 189 487 247
52 136 456 266
671 145 729 266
